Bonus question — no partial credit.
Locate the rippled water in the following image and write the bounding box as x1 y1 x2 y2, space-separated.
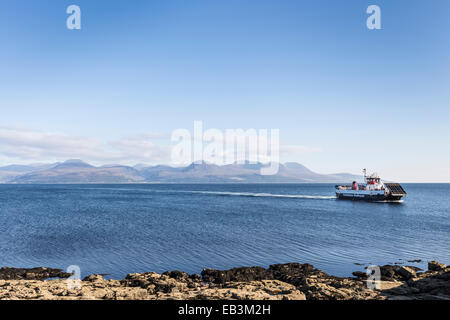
0 184 449 279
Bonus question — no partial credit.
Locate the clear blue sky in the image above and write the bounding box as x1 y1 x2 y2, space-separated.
0 0 449 181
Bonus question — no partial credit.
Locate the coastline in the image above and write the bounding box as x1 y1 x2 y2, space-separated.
1 261 448 300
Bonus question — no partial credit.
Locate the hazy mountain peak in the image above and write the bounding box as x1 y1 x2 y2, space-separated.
229 161 265 170
53 159 94 169
284 162 313 172
65 159 88 164
100 164 127 168
184 161 217 170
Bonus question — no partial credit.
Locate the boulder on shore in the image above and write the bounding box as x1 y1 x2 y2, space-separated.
428 261 447 272
0 267 72 281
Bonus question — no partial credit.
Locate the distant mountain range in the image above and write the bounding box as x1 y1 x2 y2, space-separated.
0 159 362 184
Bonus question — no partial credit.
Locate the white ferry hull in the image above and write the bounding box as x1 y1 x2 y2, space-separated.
335 190 404 202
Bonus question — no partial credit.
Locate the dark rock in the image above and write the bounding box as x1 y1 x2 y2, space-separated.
379 265 422 281
397 266 417 280
162 270 189 280
428 261 447 272
200 262 330 294
269 263 317 277
189 274 201 281
437 271 450 281
0 267 72 280
269 263 327 288
121 272 153 289
382 263 450 299
379 265 398 280
407 259 422 263
407 275 450 295
352 271 368 279
121 271 196 294
82 274 104 282
201 266 270 284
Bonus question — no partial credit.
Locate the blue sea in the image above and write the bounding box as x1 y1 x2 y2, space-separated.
0 184 449 279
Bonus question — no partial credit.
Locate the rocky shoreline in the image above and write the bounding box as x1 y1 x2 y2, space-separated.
0 261 449 300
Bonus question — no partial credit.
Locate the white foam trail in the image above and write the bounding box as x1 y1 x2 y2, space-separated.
83 187 336 200
174 190 336 200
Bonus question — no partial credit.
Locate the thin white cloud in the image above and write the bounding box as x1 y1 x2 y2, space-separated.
280 145 322 156
0 127 105 160
0 127 170 165
109 135 171 163
0 126 321 166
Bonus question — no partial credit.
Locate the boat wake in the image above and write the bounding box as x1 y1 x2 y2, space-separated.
373 200 405 203
172 190 336 200
84 187 336 200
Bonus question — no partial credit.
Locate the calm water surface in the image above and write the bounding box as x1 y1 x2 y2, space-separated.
0 184 449 278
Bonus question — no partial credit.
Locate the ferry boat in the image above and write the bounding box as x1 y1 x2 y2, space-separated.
335 169 407 202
